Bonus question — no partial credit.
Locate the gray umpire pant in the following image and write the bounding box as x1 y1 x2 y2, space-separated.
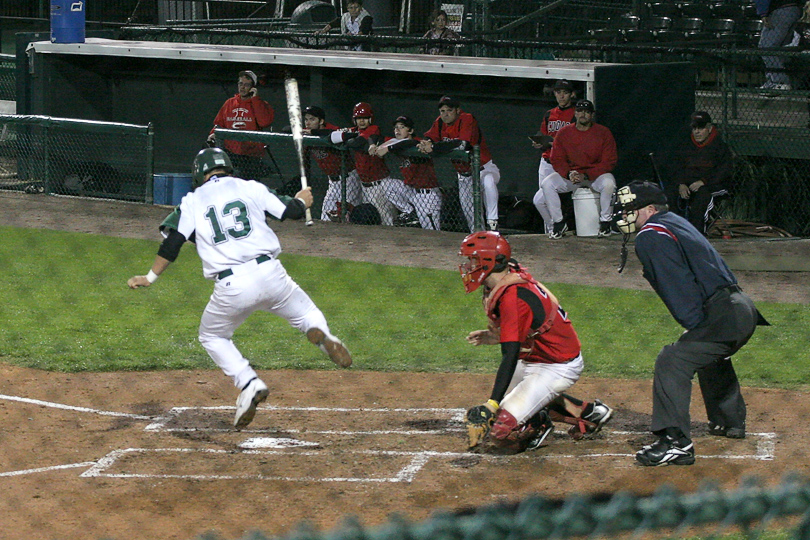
650 286 759 440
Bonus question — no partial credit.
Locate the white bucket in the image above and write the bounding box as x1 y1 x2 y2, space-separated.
572 187 601 237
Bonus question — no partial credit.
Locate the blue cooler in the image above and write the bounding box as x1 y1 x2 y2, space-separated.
50 0 86 44
153 173 193 205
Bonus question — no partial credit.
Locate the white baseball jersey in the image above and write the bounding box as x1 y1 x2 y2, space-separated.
176 174 287 280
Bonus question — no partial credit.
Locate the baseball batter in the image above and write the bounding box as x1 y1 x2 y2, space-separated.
302 105 362 221
128 148 351 429
459 231 613 453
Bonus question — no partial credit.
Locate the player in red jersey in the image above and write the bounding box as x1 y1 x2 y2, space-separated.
302 105 361 221
371 115 442 230
532 80 577 235
418 96 501 232
459 232 613 453
325 102 410 226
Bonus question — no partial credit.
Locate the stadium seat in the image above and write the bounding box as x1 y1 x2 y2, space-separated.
679 3 713 19
647 2 680 18
641 16 673 30
589 14 639 43
711 3 743 20
704 18 736 37
589 28 622 43
734 18 763 46
624 17 671 42
671 17 704 34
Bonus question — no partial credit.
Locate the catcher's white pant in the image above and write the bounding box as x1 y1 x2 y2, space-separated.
405 186 442 230
320 170 362 221
533 158 556 234
458 160 500 232
198 257 334 390
361 177 409 226
500 354 584 426
541 172 616 223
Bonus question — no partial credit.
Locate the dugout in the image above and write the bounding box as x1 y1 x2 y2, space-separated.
22 39 694 197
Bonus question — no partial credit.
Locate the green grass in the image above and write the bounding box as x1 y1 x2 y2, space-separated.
1 226 808 388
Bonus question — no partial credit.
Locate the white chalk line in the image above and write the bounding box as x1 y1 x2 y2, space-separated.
0 393 152 420
0 461 97 477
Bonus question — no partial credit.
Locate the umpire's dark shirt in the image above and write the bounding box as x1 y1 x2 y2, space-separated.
634 211 736 330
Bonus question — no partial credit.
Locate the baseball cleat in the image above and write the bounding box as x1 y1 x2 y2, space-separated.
549 220 568 239
525 413 555 452
581 399 613 438
307 328 352 368
635 435 695 466
708 422 746 439
234 377 269 429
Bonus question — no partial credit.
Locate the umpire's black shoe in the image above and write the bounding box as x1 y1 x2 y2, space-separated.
635 435 695 466
708 422 746 439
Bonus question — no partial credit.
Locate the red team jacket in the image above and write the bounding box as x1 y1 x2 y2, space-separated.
352 124 390 183
211 94 275 157
307 122 353 177
423 110 492 175
550 122 617 180
540 105 575 162
485 269 581 364
383 137 439 189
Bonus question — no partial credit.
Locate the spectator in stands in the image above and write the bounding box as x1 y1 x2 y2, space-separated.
315 0 373 51
757 0 802 92
302 105 362 222
207 70 275 183
670 111 734 235
532 79 577 236
542 99 617 239
418 95 502 232
422 9 460 55
371 115 442 230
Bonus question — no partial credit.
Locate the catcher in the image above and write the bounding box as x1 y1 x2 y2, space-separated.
459 231 613 453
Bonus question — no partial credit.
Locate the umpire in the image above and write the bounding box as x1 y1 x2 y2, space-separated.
614 181 769 466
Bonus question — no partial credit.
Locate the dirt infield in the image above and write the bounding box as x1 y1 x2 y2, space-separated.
2 191 810 540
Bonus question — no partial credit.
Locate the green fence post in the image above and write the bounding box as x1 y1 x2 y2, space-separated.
472 144 483 231
145 122 155 204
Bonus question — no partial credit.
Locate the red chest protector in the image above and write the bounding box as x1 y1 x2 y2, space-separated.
484 270 560 342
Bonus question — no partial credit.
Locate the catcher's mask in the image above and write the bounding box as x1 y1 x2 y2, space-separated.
192 148 233 187
458 231 511 293
614 181 667 234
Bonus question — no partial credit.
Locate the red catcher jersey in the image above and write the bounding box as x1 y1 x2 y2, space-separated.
423 110 492 174
540 105 575 161
210 95 275 157
491 279 581 364
351 124 390 182
307 122 353 176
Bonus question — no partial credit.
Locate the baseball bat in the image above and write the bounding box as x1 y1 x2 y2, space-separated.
284 75 314 226
648 152 665 191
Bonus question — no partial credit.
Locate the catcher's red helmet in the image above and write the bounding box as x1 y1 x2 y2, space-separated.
458 231 511 293
352 102 373 119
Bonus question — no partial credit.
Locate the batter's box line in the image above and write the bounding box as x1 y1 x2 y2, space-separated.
144 405 468 433
80 447 505 483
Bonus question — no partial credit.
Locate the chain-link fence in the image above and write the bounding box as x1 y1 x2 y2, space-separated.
0 54 14 102
213 128 485 232
0 115 154 201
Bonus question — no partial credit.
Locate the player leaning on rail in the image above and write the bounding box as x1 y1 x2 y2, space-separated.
127 148 351 429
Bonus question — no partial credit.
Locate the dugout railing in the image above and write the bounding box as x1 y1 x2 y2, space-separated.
213 128 484 232
0 115 154 202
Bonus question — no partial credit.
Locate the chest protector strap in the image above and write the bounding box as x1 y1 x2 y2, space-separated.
484 271 560 336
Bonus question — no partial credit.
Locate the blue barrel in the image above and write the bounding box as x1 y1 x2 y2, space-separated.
153 173 193 205
51 0 86 44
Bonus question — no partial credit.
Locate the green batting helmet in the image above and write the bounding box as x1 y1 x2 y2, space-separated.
192 148 233 187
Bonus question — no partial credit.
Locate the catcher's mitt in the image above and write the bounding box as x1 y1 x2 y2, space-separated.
466 403 496 449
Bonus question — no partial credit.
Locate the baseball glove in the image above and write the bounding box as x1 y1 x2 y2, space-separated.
466 403 496 449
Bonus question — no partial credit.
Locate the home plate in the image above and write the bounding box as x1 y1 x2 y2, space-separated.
239 437 320 449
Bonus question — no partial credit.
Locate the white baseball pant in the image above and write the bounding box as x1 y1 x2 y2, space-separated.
198 257 334 390
532 158 556 234
320 170 362 220
406 186 442 230
500 354 584 425
459 160 501 232
361 177 406 226
541 172 616 223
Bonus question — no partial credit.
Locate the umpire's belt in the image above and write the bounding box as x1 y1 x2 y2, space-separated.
216 254 273 280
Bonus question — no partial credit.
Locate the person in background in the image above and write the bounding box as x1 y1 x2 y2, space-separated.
207 70 275 183
757 0 802 92
422 9 460 55
316 0 373 51
671 111 734 235
532 79 577 236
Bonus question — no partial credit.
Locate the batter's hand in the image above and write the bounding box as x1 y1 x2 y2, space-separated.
295 187 313 208
466 329 500 346
127 276 152 289
678 184 690 199
688 180 705 192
